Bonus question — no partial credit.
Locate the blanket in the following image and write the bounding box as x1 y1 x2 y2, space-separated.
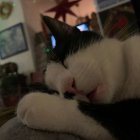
0 117 85 140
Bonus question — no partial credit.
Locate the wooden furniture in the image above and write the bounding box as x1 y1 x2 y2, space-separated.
0 74 27 107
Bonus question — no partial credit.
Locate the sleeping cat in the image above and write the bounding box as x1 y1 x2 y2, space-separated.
17 16 140 140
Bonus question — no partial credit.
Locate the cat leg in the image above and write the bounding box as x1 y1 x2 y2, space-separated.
17 92 114 140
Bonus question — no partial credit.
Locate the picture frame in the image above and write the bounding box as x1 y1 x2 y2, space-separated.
96 0 128 11
0 23 28 59
99 2 139 40
96 0 118 10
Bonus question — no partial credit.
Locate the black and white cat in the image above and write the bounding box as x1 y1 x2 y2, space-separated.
17 16 140 140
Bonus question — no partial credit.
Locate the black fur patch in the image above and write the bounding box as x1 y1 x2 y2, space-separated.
64 92 75 99
42 15 102 63
53 31 102 63
79 99 140 140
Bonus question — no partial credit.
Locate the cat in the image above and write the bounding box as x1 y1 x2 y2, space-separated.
17 16 140 140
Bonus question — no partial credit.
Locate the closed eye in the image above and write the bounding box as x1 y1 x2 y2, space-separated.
63 60 68 69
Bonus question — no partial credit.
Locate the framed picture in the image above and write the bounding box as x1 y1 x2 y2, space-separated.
96 0 129 10
96 0 118 10
99 2 139 40
0 23 28 59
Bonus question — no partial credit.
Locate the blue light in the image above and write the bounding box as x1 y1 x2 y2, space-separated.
76 23 89 31
51 35 56 49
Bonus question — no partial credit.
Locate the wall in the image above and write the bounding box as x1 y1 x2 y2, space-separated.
21 0 96 32
0 0 35 74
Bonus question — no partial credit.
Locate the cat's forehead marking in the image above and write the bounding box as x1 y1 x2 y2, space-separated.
42 16 102 62
53 31 102 62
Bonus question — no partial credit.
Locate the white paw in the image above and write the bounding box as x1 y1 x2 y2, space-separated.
17 92 114 140
17 92 77 131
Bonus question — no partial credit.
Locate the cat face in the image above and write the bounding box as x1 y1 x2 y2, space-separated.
42 16 109 103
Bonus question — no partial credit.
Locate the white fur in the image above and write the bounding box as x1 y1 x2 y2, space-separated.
46 36 140 103
45 62 74 97
65 38 125 103
45 62 89 102
17 92 115 140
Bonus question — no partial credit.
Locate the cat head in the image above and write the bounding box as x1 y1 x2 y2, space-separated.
42 15 102 63
42 15 113 103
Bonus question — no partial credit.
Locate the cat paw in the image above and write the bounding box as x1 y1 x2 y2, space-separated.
17 92 114 140
17 92 77 131
17 93 44 129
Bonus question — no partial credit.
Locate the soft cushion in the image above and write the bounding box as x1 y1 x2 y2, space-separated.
0 117 85 140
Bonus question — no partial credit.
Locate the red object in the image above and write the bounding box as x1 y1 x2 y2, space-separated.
45 0 81 22
30 71 45 84
3 96 20 107
110 16 128 35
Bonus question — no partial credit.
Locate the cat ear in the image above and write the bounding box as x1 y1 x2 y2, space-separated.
41 15 80 41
